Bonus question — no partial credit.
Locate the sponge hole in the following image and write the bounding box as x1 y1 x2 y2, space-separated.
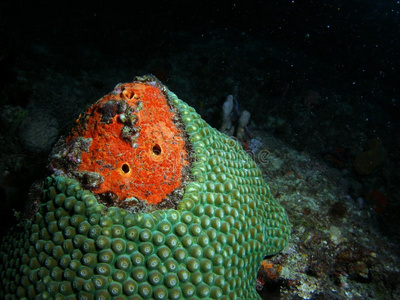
123 89 135 100
122 163 130 173
152 144 162 155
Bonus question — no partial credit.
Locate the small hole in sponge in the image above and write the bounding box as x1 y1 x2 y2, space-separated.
152 144 162 155
121 163 130 173
123 89 135 100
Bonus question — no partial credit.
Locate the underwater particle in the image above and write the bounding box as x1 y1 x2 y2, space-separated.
0 75 291 300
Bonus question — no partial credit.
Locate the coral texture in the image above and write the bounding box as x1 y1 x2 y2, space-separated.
0 76 291 299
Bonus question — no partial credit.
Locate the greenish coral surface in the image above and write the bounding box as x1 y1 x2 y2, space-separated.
0 88 291 299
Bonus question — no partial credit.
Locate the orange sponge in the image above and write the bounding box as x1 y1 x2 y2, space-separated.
57 79 189 208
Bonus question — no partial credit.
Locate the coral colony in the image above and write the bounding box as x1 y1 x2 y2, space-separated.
0 76 290 299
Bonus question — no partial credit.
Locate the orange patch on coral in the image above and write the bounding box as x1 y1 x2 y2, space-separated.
66 81 188 205
260 260 283 281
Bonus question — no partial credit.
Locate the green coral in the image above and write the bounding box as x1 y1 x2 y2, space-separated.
0 86 291 299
